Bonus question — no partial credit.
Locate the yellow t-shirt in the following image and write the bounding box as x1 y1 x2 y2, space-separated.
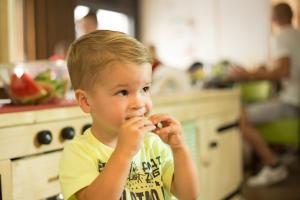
59 128 175 200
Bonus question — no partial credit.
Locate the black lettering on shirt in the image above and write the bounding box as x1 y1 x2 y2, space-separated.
145 191 151 200
98 160 106 172
125 189 164 200
120 190 127 200
150 158 160 178
156 156 161 165
136 192 144 200
151 189 160 200
128 162 146 183
160 186 165 198
130 192 137 200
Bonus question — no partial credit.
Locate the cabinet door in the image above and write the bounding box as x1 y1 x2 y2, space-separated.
197 118 215 200
214 118 242 200
0 159 12 200
181 120 201 181
199 114 242 200
12 151 61 200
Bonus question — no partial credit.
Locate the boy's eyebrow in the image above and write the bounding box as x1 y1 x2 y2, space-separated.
113 84 129 88
111 81 152 90
109 84 128 91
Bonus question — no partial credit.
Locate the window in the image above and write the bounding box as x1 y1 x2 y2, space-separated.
97 9 132 35
74 5 133 38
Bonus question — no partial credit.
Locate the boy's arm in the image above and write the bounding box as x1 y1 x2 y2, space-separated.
76 148 132 200
171 144 199 200
252 57 290 81
150 114 200 199
229 56 290 82
77 117 156 200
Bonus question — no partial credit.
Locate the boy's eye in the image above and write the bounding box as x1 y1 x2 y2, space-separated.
116 90 128 96
142 86 150 93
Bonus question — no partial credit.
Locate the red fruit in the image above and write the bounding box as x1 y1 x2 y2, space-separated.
9 73 46 103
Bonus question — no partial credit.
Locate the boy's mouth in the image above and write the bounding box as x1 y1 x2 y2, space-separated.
125 115 145 121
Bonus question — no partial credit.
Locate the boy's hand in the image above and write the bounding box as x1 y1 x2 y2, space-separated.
116 117 156 158
149 114 185 150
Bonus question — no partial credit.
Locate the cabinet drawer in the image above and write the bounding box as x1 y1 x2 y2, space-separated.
0 160 13 200
12 151 61 200
0 117 91 160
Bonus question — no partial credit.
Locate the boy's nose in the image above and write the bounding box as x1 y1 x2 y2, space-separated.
129 94 144 109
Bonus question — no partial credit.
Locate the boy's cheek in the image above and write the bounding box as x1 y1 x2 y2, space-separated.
145 100 153 116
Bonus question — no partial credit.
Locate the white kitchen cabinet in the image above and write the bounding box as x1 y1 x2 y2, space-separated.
0 159 13 200
0 89 242 199
198 115 241 200
152 89 242 200
0 104 92 200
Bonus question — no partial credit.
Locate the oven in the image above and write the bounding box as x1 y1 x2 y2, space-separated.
0 104 91 200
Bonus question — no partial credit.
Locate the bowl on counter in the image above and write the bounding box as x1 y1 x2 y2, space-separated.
0 60 71 105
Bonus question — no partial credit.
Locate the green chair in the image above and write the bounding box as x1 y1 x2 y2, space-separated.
236 81 299 146
238 81 272 104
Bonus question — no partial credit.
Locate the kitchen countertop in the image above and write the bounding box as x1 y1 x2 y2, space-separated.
0 100 77 114
0 89 240 127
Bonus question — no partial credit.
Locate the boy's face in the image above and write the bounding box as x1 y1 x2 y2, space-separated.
83 62 153 136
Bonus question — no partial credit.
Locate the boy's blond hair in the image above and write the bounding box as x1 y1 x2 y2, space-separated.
67 30 152 90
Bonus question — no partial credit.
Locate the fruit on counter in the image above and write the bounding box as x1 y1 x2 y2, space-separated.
34 68 52 80
8 69 68 104
35 79 68 103
9 73 47 104
34 69 68 103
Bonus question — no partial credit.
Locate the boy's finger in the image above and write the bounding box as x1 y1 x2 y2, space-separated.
149 114 176 124
152 129 169 140
131 118 154 129
140 124 156 133
149 113 166 120
124 116 144 125
155 125 177 134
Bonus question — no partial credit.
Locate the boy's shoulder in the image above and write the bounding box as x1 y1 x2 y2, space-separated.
66 129 93 146
62 129 105 155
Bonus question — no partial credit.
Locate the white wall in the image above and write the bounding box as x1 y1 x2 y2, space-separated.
141 0 270 69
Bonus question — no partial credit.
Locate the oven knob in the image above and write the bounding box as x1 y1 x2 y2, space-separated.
82 124 92 134
61 127 75 140
37 130 52 145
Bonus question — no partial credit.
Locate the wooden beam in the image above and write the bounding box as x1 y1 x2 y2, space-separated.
0 0 9 63
24 0 36 60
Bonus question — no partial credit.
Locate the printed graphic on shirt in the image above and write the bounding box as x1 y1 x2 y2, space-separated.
98 156 167 200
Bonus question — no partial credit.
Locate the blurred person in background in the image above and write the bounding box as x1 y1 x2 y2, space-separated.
149 45 163 72
49 40 72 61
229 2 300 187
76 11 98 37
149 45 191 95
187 61 205 87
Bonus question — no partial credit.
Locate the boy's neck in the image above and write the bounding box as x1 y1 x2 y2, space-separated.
91 126 118 148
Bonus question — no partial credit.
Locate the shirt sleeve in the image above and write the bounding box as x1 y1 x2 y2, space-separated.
271 35 289 59
59 142 99 200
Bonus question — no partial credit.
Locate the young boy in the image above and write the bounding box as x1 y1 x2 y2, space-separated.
59 30 199 200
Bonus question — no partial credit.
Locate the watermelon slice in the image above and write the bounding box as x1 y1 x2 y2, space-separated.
34 70 68 103
9 73 47 104
34 69 52 81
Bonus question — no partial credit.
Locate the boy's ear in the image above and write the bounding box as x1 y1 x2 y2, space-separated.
75 89 91 113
